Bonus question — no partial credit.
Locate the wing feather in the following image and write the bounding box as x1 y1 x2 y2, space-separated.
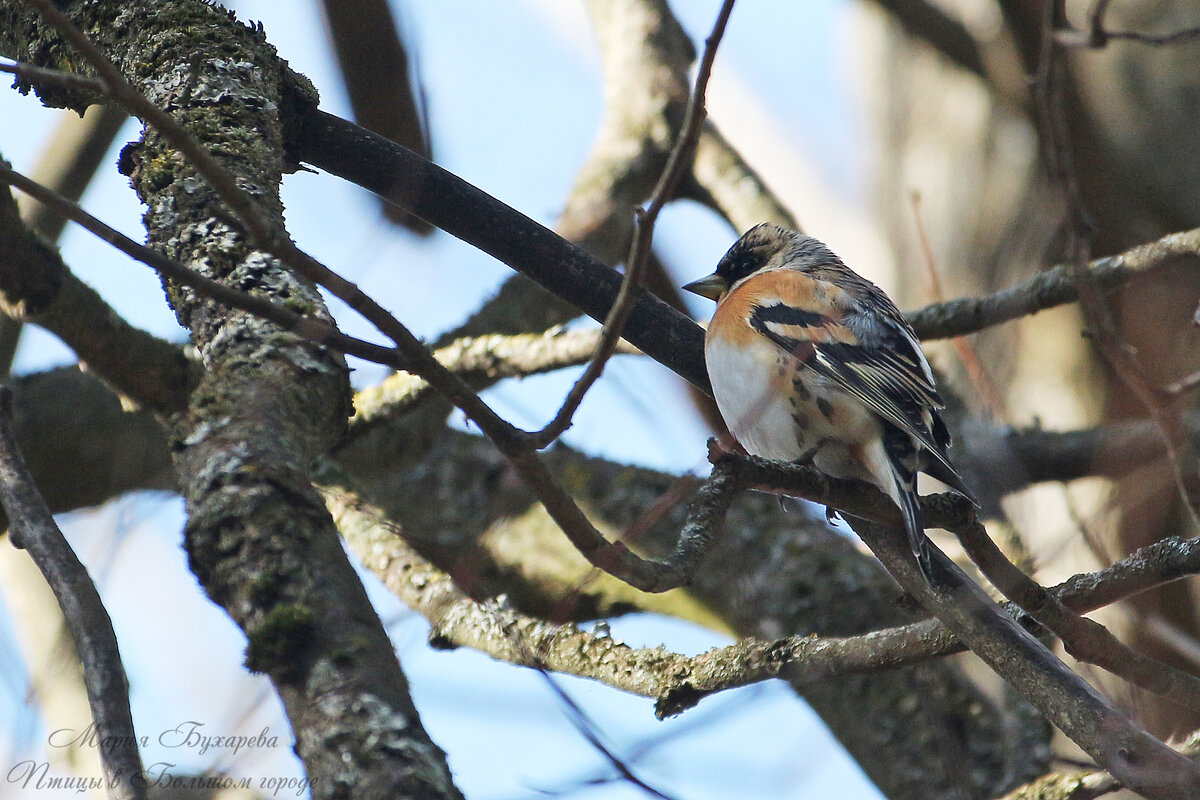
749 299 963 482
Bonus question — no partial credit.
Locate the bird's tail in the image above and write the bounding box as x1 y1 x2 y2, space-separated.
882 434 939 584
891 466 936 583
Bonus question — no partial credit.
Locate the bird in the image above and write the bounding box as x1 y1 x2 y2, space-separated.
683 223 975 583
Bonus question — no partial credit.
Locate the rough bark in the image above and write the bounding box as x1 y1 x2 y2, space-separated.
0 2 462 797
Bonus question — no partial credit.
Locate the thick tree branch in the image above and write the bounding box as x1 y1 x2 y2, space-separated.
324 475 753 718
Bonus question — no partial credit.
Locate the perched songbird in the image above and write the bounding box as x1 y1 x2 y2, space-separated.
683 223 974 582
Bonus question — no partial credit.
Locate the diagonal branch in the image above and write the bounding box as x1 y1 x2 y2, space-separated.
729 451 1200 797
0 387 145 800
868 0 986 79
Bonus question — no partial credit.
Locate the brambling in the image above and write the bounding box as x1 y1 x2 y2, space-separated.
684 223 974 582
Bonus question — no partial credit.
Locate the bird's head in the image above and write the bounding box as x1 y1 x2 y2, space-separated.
683 222 800 301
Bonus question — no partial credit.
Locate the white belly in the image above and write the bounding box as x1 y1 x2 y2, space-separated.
705 334 879 483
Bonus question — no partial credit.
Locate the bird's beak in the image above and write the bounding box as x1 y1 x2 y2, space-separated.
682 273 727 301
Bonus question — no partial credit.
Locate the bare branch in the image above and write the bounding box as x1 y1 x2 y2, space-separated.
328 455 1200 719
907 227 1200 340
957 413 1200 500
318 0 432 232
7 3 466 793
324 468 746 706
729 451 1200 796
945 506 1200 712
294 73 710 396
0 386 145 800
847 511 1200 798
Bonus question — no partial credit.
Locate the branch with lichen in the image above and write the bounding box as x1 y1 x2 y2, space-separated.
327 469 1200 718
346 328 640 439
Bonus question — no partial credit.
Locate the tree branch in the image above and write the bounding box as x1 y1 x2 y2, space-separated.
346 328 640 439
0 387 145 800
907 227 1200 340
329 460 1200 721
868 0 987 79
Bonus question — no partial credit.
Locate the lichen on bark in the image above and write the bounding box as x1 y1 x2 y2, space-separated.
0 2 461 797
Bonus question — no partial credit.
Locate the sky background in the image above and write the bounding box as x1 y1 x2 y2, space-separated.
0 1 892 797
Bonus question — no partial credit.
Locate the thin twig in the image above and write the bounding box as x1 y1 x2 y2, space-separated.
0 386 146 800
533 669 676 800
0 55 107 95
528 0 737 449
